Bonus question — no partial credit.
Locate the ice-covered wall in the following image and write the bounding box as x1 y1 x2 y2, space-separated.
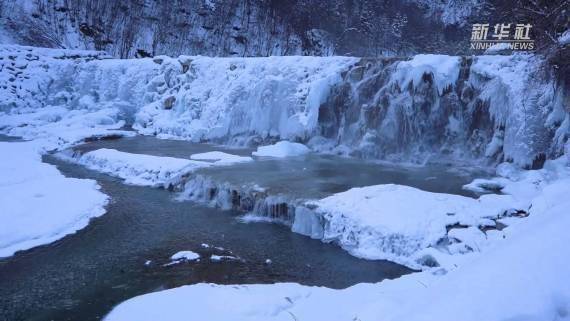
1 45 567 168
133 55 358 144
315 54 569 168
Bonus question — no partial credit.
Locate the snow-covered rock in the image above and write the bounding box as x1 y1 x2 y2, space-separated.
464 157 570 199
293 157 570 269
210 255 240 262
0 141 108 257
170 251 200 261
252 141 310 157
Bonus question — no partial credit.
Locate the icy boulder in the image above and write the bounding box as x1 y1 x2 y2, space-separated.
170 251 200 261
252 141 310 158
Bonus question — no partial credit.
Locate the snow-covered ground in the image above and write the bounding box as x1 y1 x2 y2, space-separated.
295 184 514 268
0 140 108 257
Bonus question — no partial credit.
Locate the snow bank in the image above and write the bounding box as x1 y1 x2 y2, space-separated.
62 148 211 187
252 141 310 157
0 141 108 257
190 151 253 164
464 157 570 199
0 106 136 149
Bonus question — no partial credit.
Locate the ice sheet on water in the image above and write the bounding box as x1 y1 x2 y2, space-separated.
190 151 253 164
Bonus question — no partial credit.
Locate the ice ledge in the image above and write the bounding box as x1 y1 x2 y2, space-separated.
58 148 211 187
294 184 518 269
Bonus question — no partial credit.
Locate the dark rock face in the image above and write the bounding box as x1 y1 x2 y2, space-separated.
0 0 478 57
0 0 567 58
164 96 176 110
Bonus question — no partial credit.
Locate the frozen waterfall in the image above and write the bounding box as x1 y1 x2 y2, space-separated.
1 45 567 168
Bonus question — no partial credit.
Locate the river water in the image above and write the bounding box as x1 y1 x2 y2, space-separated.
0 135 488 321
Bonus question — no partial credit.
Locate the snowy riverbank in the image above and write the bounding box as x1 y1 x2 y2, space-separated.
0 140 108 257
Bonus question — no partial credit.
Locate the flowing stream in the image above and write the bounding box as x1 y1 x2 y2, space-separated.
0 135 488 321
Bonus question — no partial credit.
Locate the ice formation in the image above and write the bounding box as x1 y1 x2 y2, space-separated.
0 41 568 321
1 45 566 167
